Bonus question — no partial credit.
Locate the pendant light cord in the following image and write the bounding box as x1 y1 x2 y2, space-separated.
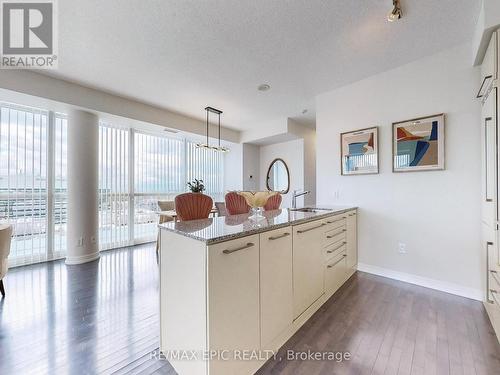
218 113 221 148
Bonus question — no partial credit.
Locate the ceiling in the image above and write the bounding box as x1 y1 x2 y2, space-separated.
46 0 481 131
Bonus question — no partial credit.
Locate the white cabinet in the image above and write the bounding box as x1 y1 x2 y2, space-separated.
260 227 293 349
207 235 260 375
346 210 357 274
292 220 326 319
481 31 498 227
480 30 500 343
160 209 359 375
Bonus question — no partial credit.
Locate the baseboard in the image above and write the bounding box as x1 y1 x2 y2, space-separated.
357 262 483 301
65 252 100 265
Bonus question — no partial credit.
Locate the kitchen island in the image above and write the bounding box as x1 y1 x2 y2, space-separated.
158 206 357 375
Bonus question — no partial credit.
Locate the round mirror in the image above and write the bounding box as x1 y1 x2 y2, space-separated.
266 158 290 194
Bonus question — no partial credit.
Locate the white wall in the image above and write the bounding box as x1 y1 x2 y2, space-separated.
259 139 305 208
240 117 287 144
242 144 260 191
473 0 500 65
316 43 482 298
224 143 243 193
288 119 316 206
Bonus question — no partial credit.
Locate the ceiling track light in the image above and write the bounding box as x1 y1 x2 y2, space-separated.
195 106 230 153
387 0 402 22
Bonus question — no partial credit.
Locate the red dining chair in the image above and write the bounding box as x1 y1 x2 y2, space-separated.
264 193 282 211
174 193 213 221
225 192 251 215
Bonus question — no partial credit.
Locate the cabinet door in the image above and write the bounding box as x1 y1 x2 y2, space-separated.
292 220 326 319
482 89 498 227
346 210 357 271
260 227 293 348
208 235 260 375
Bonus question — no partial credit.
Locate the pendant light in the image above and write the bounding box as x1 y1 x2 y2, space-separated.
196 106 229 152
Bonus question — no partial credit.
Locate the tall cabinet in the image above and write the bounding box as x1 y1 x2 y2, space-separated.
480 30 500 341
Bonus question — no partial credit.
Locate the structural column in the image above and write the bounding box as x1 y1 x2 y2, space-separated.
66 109 99 265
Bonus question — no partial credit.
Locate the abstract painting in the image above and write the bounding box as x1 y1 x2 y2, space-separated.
393 114 445 172
340 127 379 175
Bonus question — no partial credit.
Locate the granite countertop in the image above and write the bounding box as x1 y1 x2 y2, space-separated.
159 206 357 245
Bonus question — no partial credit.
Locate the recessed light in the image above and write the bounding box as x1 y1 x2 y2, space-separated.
258 84 271 92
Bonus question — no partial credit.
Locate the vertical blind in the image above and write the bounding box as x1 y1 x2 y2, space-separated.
186 140 225 202
0 106 226 265
133 132 185 241
0 103 67 266
98 124 130 250
99 125 225 249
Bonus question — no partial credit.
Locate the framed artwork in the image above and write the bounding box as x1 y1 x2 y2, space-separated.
340 127 379 175
392 114 445 172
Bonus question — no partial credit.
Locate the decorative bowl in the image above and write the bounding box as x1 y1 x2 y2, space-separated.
237 191 278 221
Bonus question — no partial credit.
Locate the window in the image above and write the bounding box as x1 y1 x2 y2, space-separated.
186 140 224 202
0 106 225 264
98 124 130 250
0 102 67 267
98 125 224 249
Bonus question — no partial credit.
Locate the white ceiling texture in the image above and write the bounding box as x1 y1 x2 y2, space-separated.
44 0 481 131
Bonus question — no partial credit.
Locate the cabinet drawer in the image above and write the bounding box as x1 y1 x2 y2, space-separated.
490 269 500 307
324 240 346 263
324 226 347 247
324 214 347 232
325 253 347 296
491 270 500 290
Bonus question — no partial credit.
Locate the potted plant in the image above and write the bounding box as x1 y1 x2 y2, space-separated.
187 179 205 193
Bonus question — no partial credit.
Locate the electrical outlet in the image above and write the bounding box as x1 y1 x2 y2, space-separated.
398 242 407 254
77 237 84 247
91 236 96 244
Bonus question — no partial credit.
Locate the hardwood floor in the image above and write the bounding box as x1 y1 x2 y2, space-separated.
0 244 499 375
0 244 175 375
257 272 500 375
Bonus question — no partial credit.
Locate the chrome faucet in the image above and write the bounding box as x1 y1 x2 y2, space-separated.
292 189 310 209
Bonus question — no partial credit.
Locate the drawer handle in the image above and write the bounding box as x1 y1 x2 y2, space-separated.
327 254 347 268
491 270 500 286
297 223 326 234
223 242 255 254
490 289 500 306
269 232 290 241
326 229 347 238
326 217 346 224
327 242 347 253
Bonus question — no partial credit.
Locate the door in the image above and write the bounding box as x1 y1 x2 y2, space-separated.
292 220 326 319
260 227 293 348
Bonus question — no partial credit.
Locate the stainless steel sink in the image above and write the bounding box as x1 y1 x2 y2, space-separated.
288 207 332 213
